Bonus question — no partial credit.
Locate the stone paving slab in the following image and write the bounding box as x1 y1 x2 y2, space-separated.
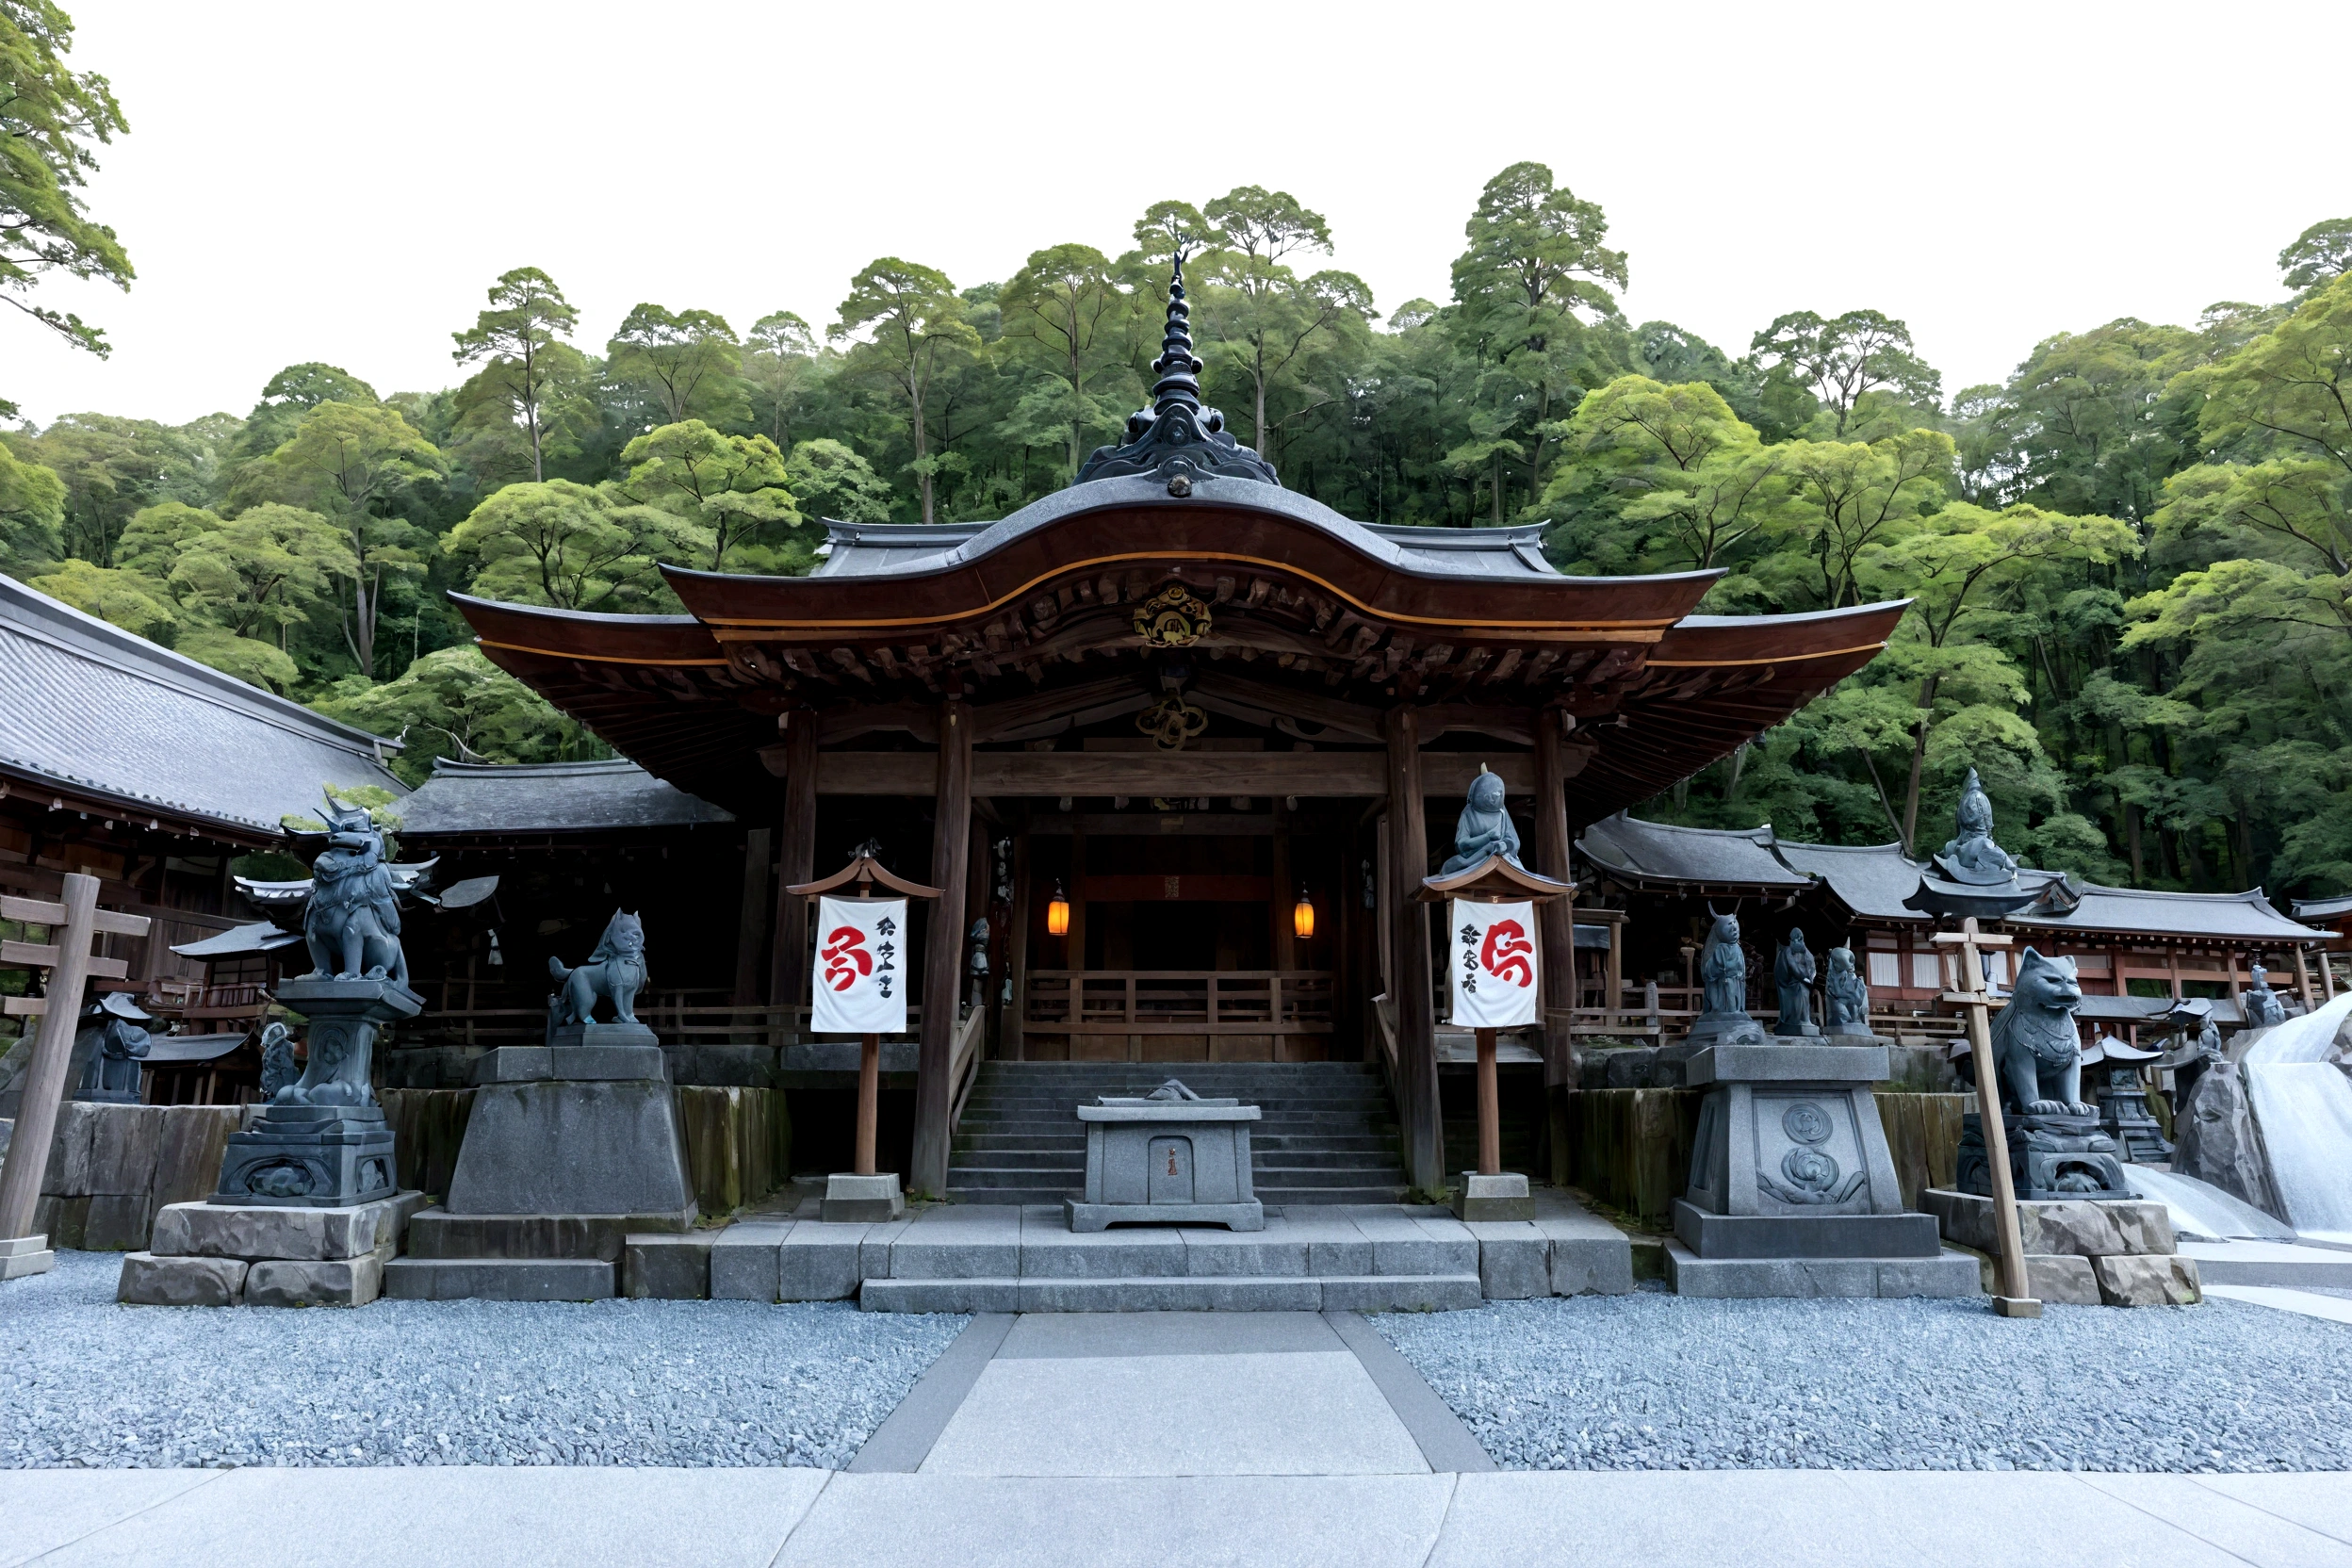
25 1471 2352 1568
10 1465 828 1568
997 1310 1343 1359
2204 1283 2352 1325
917 1350 1430 1477
2185 1239 2352 1288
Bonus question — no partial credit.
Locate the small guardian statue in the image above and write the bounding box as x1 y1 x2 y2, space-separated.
1678 905 1767 1051
1440 766 1523 875
1821 946 1870 1036
2241 962 2287 1029
1955 948 2131 1200
302 796 408 985
72 993 151 1104
1933 767 2020 888
547 910 649 1028
1773 928 1820 1037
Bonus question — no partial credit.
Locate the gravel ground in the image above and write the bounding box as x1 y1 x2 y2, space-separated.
1376 1293 2352 1473
0 1252 966 1470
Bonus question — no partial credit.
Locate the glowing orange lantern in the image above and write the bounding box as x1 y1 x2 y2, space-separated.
1047 881 1071 938
1292 886 1315 941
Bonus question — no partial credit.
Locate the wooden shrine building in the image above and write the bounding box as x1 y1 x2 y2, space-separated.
450 268 1908 1197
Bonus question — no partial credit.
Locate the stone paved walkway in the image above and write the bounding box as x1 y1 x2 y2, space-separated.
8 1465 2351 1565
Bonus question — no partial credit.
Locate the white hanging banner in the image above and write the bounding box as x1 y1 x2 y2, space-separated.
1447 899 1540 1028
810 896 908 1034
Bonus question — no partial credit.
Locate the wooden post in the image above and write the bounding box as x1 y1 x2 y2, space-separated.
1534 708 1577 1092
855 1033 880 1176
0 875 148 1258
1475 1026 1500 1177
911 697 972 1199
1606 917 1625 1030
2293 945 2316 1010
1383 707 1444 1194
731 826 773 1005
1005 829 1031 1061
769 715 819 1020
1270 798 1297 972
1936 917 2039 1318
1067 827 1087 972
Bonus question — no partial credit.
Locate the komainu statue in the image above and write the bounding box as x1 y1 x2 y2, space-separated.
1822 946 1870 1035
1934 767 2021 887
548 909 649 1027
302 795 407 985
1957 947 2132 1199
2242 962 2288 1029
1988 949 2094 1117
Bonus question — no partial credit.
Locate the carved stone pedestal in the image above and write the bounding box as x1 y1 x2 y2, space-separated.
385 1021 694 1301
1667 1042 1976 1298
1066 1087 1263 1233
213 977 418 1208
1957 1112 2132 1201
824 1171 906 1224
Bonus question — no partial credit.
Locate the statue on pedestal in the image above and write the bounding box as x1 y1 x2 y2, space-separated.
1934 768 2020 887
547 910 647 1031
1439 767 1523 875
2242 962 2287 1029
1678 906 1766 1051
1955 948 2131 1200
1773 929 1820 1037
214 794 421 1207
1822 946 1870 1036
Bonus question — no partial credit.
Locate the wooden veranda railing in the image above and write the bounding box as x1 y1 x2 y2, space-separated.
400 988 923 1049
1023 970 1335 1036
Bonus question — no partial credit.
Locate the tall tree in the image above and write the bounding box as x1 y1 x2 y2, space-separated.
2280 218 2352 294
744 311 822 449
831 258 978 526
1200 187 1373 453
0 0 131 416
450 266 581 483
260 400 444 679
446 479 700 612
997 243 1132 477
606 304 743 426
1448 162 1628 519
1749 310 1942 438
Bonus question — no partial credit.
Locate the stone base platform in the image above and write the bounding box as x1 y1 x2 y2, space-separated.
384 1257 616 1301
1921 1188 2199 1307
386 1203 697 1301
1673 1201 1942 1260
1453 1172 1534 1223
119 1191 425 1307
700 1189 1635 1311
1664 1240 1981 1298
2181 1239 2352 1289
0 1233 53 1281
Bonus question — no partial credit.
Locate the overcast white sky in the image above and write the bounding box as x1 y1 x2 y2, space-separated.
10 0 2349 428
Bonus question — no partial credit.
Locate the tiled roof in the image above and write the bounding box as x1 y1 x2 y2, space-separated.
396 758 734 837
2292 893 2352 922
0 575 404 837
1578 809 2327 945
1576 812 1812 890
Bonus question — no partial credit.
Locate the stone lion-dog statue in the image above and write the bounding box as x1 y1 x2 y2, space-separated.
548 909 648 1027
1988 948 2094 1117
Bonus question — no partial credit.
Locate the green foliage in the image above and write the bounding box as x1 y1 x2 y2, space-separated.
2279 218 2352 294
314 646 611 787
451 266 591 486
607 303 744 428
616 420 802 572
445 478 699 611
0 0 131 413
783 438 890 526
0 434 65 571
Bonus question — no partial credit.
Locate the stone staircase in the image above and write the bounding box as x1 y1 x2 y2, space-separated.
947 1061 1409 1207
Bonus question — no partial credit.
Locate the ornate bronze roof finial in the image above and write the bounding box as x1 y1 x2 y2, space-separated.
1073 253 1280 490
1147 247 1205 418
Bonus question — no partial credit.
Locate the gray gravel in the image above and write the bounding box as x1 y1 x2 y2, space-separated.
0 1251 966 1469
1376 1294 2352 1473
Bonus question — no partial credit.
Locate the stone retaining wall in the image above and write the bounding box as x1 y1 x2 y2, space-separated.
1564 1088 1971 1226
34 1086 793 1252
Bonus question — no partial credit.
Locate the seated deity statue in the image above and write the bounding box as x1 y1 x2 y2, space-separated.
1935 766 2019 886
1440 768 1524 875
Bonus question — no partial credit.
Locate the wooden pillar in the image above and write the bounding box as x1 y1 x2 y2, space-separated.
1005 829 1031 1060
1534 709 1577 1088
1067 827 1087 971
2294 944 2316 1010
0 875 106 1243
731 826 773 1005
1607 918 1625 1030
1383 707 1444 1195
1270 799 1297 972
911 697 972 1199
768 716 818 1019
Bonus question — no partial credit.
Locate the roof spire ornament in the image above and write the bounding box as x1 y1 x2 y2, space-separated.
1074 250 1281 491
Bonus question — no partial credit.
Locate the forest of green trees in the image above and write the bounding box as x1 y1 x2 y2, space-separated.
7 4 2352 902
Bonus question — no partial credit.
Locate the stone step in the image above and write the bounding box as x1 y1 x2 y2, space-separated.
859 1273 1482 1313
382 1257 615 1301
947 1145 1404 1171
956 1111 1396 1131
942 1183 1413 1207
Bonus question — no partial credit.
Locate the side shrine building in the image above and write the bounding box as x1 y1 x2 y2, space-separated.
439 270 1907 1198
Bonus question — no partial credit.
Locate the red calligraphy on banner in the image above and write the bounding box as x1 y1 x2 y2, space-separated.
822 926 874 991
1480 920 1535 988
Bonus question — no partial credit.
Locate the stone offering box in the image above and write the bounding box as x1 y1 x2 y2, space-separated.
1923 1189 2200 1306
1067 1085 1263 1233
118 1191 424 1307
1670 1041 1976 1298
